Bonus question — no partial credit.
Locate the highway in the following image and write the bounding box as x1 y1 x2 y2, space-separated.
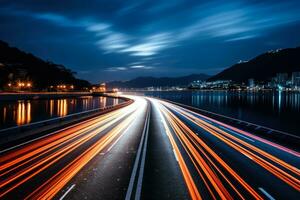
0 96 299 199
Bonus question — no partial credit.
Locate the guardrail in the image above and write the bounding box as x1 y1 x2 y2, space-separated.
0 96 133 145
159 98 300 150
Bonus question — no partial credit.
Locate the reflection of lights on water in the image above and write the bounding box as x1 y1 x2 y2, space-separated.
50 100 54 116
278 91 282 112
103 97 107 107
57 99 67 117
27 102 31 124
3 107 7 123
16 101 31 125
113 98 118 106
83 99 88 110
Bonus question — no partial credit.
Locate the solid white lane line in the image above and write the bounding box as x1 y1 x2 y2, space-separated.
258 187 276 200
135 109 150 200
106 121 134 153
59 184 76 200
125 106 149 200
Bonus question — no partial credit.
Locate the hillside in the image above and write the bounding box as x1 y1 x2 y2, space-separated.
0 40 90 89
209 47 300 82
107 74 210 88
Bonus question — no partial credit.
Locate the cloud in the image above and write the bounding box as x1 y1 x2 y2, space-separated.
87 23 110 32
120 33 174 56
97 33 130 52
4 1 300 57
129 65 153 69
225 34 258 42
176 1 300 41
1 0 300 82
129 65 145 69
105 65 154 72
105 67 127 72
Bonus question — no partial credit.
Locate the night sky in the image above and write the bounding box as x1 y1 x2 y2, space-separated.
1 0 300 83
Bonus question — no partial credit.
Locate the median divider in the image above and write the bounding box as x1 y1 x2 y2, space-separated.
0 96 133 147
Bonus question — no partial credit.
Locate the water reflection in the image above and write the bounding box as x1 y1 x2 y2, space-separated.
57 99 67 117
0 96 123 129
16 101 31 125
102 96 107 108
50 100 54 117
278 91 282 112
113 98 118 106
143 91 300 134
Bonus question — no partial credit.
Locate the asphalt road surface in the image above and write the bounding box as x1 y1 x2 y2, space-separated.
0 95 299 200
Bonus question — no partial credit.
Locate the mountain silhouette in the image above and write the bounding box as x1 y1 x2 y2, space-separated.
0 40 90 89
107 74 210 88
209 46 300 82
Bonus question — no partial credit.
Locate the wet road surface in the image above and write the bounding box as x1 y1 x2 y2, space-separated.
0 96 299 199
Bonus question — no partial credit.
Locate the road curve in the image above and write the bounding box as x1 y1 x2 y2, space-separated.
0 96 148 199
0 95 299 200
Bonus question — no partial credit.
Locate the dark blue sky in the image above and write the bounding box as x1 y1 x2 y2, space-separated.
1 0 300 83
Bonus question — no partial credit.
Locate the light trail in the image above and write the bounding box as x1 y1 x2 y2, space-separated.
164 101 300 157
25 106 141 199
166 103 300 190
164 103 300 191
152 99 202 200
0 96 299 199
160 105 263 199
0 97 147 199
150 98 299 199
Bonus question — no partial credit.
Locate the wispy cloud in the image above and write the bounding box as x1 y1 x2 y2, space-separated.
225 34 258 42
97 33 130 52
4 1 300 58
120 33 174 56
105 65 154 72
2 0 300 81
129 65 153 69
177 1 300 41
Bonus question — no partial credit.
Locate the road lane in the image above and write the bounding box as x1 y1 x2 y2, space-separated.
58 97 149 200
150 98 299 200
0 95 299 200
0 97 148 200
141 99 190 199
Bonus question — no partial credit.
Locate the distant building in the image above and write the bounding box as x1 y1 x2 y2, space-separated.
248 78 255 88
292 72 300 87
205 80 232 89
189 80 204 89
276 73 288 85
91 83 106 92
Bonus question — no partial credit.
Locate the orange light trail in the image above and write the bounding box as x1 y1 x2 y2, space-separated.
0 98 145 199
154 100 202 200
160 101 300 192
159 104 263 199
